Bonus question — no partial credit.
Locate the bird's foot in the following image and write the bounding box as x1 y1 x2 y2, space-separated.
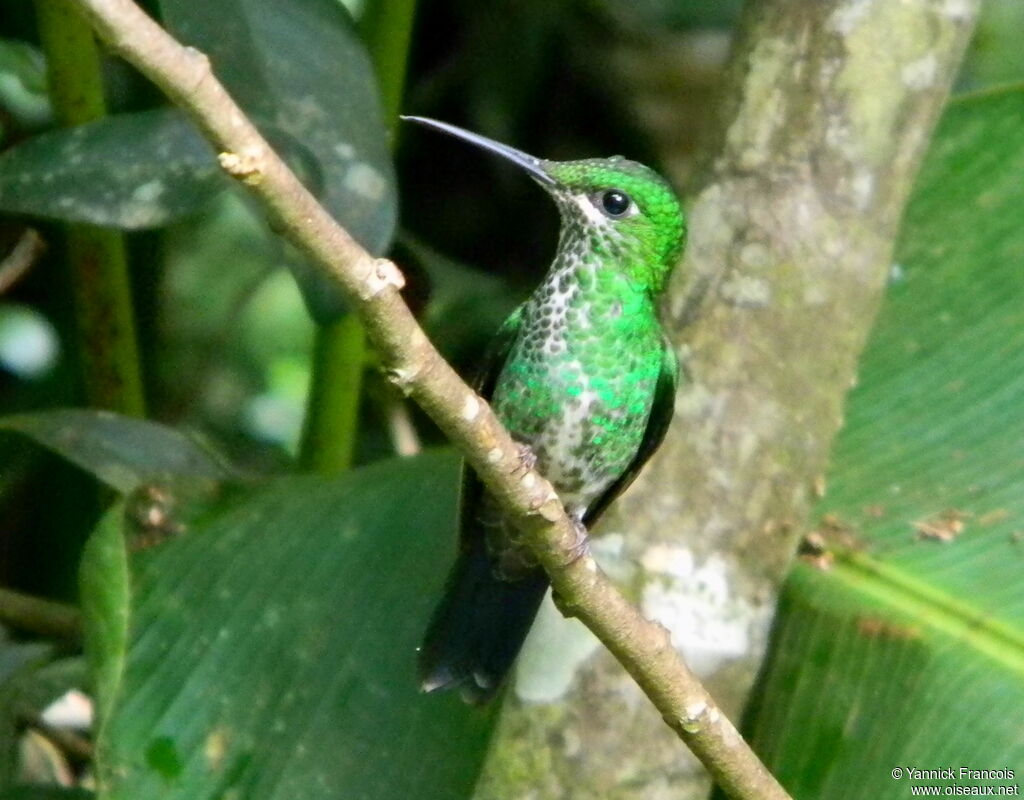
551 518 591 618
511 442 538 478
563 515 591 566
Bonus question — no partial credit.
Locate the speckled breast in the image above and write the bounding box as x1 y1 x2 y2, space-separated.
490 264 664 516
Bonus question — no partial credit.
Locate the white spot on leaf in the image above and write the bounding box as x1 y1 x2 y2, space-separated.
343 162 387 201
131 179 166 204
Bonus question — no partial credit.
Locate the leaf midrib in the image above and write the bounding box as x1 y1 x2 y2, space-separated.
825 552 1024 676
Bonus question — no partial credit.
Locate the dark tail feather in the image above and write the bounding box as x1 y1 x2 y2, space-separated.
419 537 549 703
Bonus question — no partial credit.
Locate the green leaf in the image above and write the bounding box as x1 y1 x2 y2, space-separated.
0 410 234 493
0 109 224 228
79 504 130 737
746 87 1024 794
83 451 495 799
0 637 54 788
962 0 1024 91
0 38 51 130
161 0 398 321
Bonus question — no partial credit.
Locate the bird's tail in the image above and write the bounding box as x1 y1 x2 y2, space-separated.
418 535 549 704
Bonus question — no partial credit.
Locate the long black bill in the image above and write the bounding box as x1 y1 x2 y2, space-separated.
401 115 556 187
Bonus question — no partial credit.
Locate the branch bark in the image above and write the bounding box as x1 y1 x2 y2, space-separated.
69 0 788 797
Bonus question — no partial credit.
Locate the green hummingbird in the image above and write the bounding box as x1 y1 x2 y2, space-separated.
404 116 686 703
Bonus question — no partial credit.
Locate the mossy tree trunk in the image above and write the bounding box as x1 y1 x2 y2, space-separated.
478 1 979 797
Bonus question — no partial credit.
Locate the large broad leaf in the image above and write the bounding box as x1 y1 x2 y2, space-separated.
85 452 495 800
6 411 495 798
0 410 234 493
0 109 223 228
744 88 1024 796
0 0 396 322
160 0 398 321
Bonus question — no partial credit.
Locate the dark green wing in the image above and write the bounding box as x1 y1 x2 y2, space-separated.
583 341 678 528
471 305 522 398
422 305 551 698
458 306 523 544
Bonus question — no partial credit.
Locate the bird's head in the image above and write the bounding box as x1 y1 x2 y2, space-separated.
402 116 685 295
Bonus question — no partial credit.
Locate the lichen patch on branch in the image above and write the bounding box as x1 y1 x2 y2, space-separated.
217 147 264 184
357 257 405 300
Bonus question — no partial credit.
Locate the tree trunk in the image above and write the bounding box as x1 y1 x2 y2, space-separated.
477 1 979 797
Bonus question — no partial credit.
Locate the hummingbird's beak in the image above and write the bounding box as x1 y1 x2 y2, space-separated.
401 116 557 187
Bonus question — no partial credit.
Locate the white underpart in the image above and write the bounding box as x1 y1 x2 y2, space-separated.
543 367 600 511
528 260 605 511
519 199 637 510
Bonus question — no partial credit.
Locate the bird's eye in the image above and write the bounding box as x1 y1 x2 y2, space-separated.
599 189 632 218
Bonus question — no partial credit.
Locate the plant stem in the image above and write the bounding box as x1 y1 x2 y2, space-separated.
35 0 145 417
298 0 417 473
298 314 366 473
0 586 82 640
359 0 418 136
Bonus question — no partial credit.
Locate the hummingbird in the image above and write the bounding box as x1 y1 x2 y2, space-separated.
404 116 686 703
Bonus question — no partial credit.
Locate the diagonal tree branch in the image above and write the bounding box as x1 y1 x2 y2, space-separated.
69 0 790 797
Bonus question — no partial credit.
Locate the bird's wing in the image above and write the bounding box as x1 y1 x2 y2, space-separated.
458 306 524 546
583 340 678 528
473 305 523 398
422 305 547 698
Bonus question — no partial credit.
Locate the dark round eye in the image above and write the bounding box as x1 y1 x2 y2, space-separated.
600 189 632 217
